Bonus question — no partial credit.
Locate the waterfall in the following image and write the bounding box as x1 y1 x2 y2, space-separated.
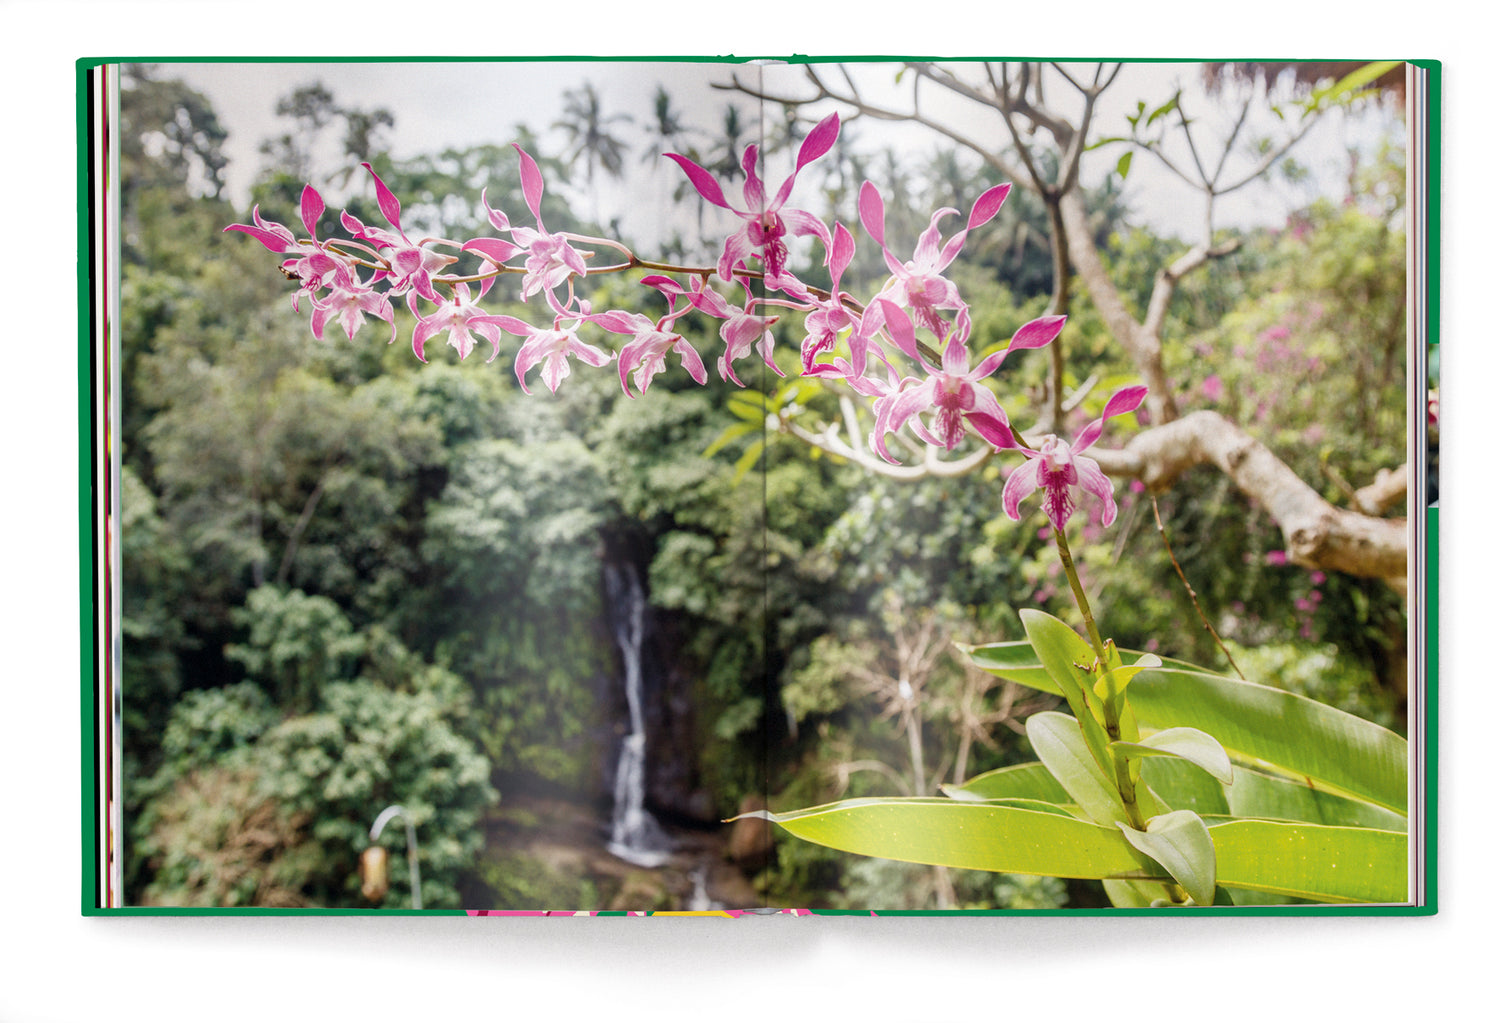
604 563 672 867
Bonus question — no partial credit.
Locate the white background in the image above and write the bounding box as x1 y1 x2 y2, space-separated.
0 3 1488 1020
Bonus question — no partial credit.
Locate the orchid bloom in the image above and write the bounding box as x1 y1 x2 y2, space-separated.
799 222 870 375
225 186 349 301
506 145 590 300
666 113 839 294
341 164 457 303
859 180 1012 335
474 296 611 395
308 267 396 344
408 282 505 363
589 308 707 397
1001 384 1148 532
869 301 1062 463
648 275 781 387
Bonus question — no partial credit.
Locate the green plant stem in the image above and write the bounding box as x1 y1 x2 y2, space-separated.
1053 528 1107 665
1054 527 1148 833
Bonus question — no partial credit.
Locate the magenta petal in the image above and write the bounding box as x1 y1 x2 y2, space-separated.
472 314 537 337
568 338 613 368
513 145 546 223
883 380 938 435
741 145 766 212
875 300 926 365
718 230 756 283
1074 453 1118 526
300 186 325 237
966 412 1016 449
225 222 295 252
796 112 840 171
1075 385 1148 452
592 310 648 335
941 334 970 376
915 209 957 267
665 153 731 210
1009 315 1067 352
362 163 403 232
828 222 856 281
462 237 521 264
1102 384 1149 420
674 339 708 384
1002 457 1042 520
858 181 887 246
967 183 1012 231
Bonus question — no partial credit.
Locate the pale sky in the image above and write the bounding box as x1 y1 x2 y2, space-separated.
164 58 1404 247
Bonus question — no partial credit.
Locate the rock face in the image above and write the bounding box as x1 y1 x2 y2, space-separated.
727 795 774 873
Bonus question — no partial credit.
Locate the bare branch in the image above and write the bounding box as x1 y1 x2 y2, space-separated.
1142 238 1242 339
1058 188 1180 423
1355 463 1409 515
1088 411 1409 582
1212 96 1254 186
781 417 992 481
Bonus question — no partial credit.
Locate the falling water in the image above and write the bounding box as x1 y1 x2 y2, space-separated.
604 563 672 868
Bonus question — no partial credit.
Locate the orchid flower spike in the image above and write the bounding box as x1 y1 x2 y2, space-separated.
1001 385 1148 532
666 113 839 294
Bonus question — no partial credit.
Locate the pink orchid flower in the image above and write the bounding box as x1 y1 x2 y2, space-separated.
505 145 590 300
666 113 839 294
474 296 611 395
340 164 457 303
647 276 781 387
226 186 352 299
1001 384 1148 532
859 179 1011 335
798 222 874 375
870 301 1060 463
307 266 396 344
589 309 708 397
408 282 505 363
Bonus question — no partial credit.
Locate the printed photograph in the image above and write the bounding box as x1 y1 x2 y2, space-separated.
99 58 1422 912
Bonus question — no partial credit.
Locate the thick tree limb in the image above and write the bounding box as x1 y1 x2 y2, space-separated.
1088 411 1408 582
1058 189 1180 423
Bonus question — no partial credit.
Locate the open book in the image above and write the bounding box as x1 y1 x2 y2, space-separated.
81 57 1436 914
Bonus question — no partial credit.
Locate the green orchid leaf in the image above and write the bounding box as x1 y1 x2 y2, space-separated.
1139 757 1231 816
740 798 1162 882
1102 879 1161 907
1118 810 1217 907
968 640 1406 815
725 390 769 417
963 639 1207 696
941 762 1071 804
1027 712 1131 827
1018 610 1114 775
745 798 1409 904
1112 727 1234 785
1208 819 1408 904
1092 654 1162 702
1308 60 1404 111
1228 768 1407 832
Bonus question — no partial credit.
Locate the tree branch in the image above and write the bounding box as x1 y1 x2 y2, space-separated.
1087 411 1408 582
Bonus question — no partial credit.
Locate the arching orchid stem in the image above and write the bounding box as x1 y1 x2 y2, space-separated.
1055 521 1150 834
561 232 636 257
1053 526 1108 667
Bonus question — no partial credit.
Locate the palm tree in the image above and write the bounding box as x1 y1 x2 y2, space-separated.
552 82 633 224
639 85 691 168
707 103 749 182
